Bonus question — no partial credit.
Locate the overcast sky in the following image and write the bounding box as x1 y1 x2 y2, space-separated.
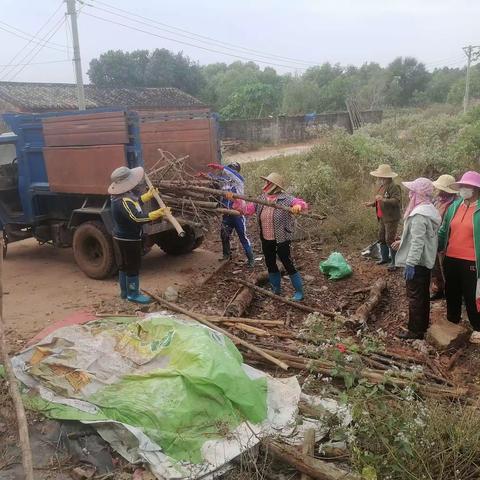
0 0 478 84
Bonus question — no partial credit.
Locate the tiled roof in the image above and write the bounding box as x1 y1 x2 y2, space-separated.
0 81 206 111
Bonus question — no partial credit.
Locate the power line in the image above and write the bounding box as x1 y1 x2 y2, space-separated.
0 2 65 77
84 0 319 67
0 20 67 52
5 16 67 81
82 11 308 70
0 59 70 68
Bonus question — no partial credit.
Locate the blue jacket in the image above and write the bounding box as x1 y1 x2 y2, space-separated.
111 192 151 240
209 166 245 209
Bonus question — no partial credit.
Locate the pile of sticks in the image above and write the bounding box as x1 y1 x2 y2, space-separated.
146 150 325 233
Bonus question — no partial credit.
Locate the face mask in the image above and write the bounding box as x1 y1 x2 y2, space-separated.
459 187 474 200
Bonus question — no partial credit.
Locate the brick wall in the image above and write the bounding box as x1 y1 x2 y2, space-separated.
219 110 383 144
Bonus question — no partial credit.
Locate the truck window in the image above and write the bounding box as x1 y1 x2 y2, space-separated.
0 143 15 166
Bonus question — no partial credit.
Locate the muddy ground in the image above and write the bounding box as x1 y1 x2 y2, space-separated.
2 223 480 479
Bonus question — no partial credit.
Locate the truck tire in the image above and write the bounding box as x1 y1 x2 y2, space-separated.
73 221 115 279
156 225 204 256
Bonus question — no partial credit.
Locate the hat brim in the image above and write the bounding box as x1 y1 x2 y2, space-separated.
432 180 457 194
401 181 416 191
450 181 480 191
369 170 398 178
108 166 145 195
260 175 285 190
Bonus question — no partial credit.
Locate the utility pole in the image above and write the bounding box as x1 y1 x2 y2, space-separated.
463 45 480 113
66 0 86 110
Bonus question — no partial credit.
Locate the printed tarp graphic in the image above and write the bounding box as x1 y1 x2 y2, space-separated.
12 314 304 479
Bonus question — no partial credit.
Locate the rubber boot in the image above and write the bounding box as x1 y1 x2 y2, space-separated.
246 248 255 268
289 272 304 301
119 271 127 299
269 272 282 294
376 243 390 265
126 275 152 304
387 248 397 271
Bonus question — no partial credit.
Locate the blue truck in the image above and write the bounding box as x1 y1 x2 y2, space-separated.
0 108 216 278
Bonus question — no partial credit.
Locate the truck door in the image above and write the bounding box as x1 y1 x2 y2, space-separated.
0 136 23 217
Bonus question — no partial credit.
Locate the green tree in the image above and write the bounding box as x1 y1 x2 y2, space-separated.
447 65 480 104
425 67 464 103
281 78 321 114
88 49 205 95
220 83 278 119
385 57 431 106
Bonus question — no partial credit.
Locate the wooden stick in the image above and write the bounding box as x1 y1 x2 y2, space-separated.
447 347 466 371
224 322 270 336
204 315 283 326
157 182 326 220
265 440 361 480
345 278 387 327
301 428 316 480
143 290 289 370
0 232 34 480
228 278 335 316
144 173 186 237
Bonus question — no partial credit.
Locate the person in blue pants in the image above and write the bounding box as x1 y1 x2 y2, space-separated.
207 162 255 267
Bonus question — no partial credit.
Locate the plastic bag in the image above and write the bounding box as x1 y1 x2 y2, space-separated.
319 252 352 280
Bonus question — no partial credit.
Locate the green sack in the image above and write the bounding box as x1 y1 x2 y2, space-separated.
320 252 352 280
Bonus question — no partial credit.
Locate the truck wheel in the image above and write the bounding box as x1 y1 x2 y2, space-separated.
156 226 204 256
73 221 115 279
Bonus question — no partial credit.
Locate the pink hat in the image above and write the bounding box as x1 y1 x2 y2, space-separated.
402 177 434 196
451 171 480 190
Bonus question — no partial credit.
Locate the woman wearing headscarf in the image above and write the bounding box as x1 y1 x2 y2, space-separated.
244 172 308 300
438 171 480 331
364 164 402 269
430 174 457 300
392 178 441 340
109 166 170 304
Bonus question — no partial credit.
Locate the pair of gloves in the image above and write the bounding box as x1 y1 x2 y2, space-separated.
141 187 171 221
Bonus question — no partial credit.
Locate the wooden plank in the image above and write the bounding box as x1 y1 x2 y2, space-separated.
140 129 210 143
140 118 211 133
43 121 128 135
45 131 129 147
43 111 126 124
44 144 127 194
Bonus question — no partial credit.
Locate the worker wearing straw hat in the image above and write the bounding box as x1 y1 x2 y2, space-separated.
365 164 402 270
430 174 457 300
245 172 308 301
109 166 170 304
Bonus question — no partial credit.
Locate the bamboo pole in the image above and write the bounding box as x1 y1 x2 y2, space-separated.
0 232 34 480
144 173 186 237
143 289 289 370
157 182 326 220
227 278 335 316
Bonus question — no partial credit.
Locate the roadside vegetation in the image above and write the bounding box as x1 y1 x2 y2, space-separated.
243 105 480 245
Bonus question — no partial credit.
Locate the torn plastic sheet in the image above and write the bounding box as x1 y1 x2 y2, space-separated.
12 312 350 479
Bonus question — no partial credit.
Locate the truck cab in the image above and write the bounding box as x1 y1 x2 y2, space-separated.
0 109 213 279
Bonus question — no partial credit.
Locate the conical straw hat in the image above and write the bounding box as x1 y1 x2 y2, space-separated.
432 174 457 194
369 164 398 178
260 172 286 190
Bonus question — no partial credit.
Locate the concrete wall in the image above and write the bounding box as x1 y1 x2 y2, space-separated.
219 110 383 144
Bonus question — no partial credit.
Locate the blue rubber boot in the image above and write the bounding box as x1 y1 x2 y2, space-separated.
269 272 282 294
119 271 127 299
246 248 255 268
289 272 304 301
377 243 390 265
126 275 152 304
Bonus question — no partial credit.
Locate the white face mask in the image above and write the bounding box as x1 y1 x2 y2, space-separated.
459 187 474 200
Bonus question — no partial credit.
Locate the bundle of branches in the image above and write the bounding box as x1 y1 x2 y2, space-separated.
147 150 325 233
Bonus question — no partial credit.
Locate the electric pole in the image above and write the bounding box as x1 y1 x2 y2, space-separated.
463 45 480 113
66 0 86 110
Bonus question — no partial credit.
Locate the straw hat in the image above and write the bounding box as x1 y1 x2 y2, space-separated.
260 172 286 190
369 164 398 178
451 171 480 190
108 166 145 195
432 174 457 194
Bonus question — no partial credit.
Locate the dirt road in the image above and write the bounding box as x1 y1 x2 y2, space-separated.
3 238 221 347
224 142 314 164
